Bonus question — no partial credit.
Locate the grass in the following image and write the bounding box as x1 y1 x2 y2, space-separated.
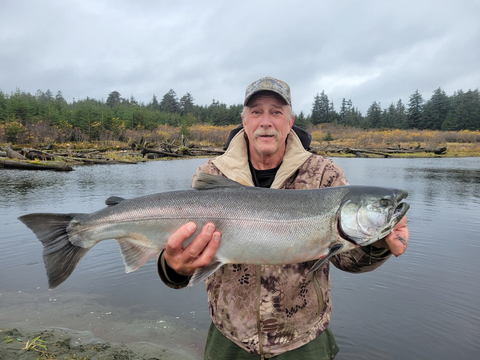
2 125 480 159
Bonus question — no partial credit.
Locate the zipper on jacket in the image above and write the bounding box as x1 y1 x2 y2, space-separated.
256 265 264 358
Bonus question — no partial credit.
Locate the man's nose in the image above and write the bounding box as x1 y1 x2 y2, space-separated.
259 113 273 126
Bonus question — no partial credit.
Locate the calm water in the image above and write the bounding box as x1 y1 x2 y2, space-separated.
1 157 479 359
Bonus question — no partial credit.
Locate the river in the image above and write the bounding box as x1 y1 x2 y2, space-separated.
1 157 479 359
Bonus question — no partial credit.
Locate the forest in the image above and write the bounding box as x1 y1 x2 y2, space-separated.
0 86 479 145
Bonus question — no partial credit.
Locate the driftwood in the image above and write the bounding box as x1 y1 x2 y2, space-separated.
5 145 26 160
141 148 184 158
314 145 447 157
188 148 225 156
0 159 73 171
22 148 56 161
65 157 137 165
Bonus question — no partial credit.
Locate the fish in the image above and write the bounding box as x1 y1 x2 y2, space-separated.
18 173 410 289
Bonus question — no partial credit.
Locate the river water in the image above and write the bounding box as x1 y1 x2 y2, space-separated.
1 157 479 359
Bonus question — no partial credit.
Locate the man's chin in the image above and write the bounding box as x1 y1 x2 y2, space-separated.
254 145 278 156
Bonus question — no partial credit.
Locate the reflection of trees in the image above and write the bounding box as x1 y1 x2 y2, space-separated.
0 173 68 204
405 167 480 205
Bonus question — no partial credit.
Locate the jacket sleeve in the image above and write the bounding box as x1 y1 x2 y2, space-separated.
330 246 392 273
157 251 191 289
157 160 223 288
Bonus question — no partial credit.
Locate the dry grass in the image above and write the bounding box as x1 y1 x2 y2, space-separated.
2 122 480 157
309 125 480 155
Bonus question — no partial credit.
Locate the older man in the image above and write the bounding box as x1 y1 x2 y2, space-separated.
158 77 409 359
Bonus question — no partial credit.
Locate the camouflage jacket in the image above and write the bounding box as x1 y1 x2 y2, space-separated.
159 129 392 358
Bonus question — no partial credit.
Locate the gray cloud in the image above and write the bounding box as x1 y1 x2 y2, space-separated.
1 0 479 116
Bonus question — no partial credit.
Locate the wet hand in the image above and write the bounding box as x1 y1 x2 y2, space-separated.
373 216 409 257
164 222 221 276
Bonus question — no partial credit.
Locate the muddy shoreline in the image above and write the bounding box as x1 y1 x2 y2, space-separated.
0 290 203 360
1 326 194 360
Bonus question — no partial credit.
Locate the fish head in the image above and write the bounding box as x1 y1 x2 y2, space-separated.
338 186 410 246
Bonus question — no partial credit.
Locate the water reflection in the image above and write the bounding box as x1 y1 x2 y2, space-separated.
1 157 479 359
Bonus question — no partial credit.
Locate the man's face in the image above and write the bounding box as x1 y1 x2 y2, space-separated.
242 92 294 160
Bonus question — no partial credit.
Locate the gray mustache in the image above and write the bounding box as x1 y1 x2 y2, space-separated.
253 129 280 140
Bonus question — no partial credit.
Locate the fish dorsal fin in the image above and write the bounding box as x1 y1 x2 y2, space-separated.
105 196 126 206
193 173 245 190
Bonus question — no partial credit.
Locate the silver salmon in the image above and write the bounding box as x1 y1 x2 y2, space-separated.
19 173 409 289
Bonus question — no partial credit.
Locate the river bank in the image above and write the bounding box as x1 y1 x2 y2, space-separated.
1 326 190 360
1 140 480 172
0 290 202 360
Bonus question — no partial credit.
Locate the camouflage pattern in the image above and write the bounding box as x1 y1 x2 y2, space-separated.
244 76 292 106
187 130 392 357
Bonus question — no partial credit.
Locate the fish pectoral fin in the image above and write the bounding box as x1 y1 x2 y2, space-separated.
188 260 224 287
117 239 159 273
307 243 344 275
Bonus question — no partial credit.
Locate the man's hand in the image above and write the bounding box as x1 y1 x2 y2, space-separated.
164 222 221 276
372 216 409 257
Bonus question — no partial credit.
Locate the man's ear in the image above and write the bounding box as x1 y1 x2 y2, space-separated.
289 115 295 129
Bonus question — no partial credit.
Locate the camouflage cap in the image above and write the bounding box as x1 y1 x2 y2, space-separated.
244 76 291 106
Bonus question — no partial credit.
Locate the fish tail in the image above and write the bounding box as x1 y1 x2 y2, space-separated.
18 213 89 289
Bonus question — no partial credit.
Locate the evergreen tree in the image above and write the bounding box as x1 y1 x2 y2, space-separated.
148 94 159 110
443 89 480 130
365 101 382 128
311 91 330 125
407 90 424 129
179 92 195 114
294 111 310 129
0 90 8 122
106 91 122 108
422 88 450 130
395 99 408 129
160 89 179 113
339 98 353 125
7 89 37 123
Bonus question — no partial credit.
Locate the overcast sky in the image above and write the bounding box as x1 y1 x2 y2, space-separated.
1 0 479 117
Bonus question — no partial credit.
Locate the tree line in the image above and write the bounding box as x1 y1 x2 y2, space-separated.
0 86 479 144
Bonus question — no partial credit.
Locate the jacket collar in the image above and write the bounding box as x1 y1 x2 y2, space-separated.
212 129 312 189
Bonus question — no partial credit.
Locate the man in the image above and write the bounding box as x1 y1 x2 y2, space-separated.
157 77 409 359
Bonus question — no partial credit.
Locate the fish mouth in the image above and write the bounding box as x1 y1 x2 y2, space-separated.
392 190 409 225
392 201 410 225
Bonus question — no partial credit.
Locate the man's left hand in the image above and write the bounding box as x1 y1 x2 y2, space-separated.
372 216 409 257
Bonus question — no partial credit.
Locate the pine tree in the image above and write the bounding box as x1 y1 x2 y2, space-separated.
160 89 179 113
311 91 330 125
422 88 450 130
407 90 424 129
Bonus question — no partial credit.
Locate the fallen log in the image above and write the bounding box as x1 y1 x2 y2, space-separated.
188 148 225 156
5 145 26 160
0 159 73 171
141 148 184 158
313 145 447 157
22 148 56 161
67 157 136 165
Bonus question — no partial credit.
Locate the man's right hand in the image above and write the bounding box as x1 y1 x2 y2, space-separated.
164 222 221 276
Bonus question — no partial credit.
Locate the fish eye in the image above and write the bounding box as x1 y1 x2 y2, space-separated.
380 198 391 207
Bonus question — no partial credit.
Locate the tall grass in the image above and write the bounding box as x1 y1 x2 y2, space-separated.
309 124 480 149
